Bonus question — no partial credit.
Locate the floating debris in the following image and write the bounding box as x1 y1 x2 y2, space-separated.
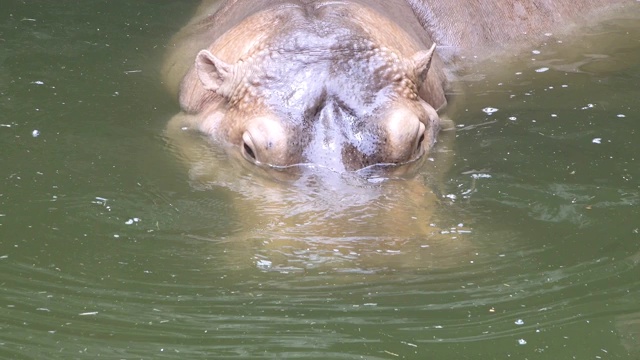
125 217 141 225
79 311 98 316
256 259 272 269
482 107 499 115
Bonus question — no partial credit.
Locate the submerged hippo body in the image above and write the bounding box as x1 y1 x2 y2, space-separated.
164 0 630 175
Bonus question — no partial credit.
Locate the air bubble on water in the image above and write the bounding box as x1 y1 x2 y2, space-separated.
125 217 141 225
32 130 40 137
531 50 541 55
482 107 499 115
535 67 549 73
471 173 492 179
256 259 272 270
518 339 527 345
515 319 524 325
617 114 626 118
508 116 517 121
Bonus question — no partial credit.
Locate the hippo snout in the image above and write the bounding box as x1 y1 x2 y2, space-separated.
238 102 438 173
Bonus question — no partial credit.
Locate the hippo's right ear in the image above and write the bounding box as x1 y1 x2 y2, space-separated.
195 50 233 95
411 43 437 83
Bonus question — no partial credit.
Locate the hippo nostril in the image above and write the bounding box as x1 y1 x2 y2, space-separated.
417 133 425 150
242 117 289 167
382 108 427 164
243 141 256 160
242 132 257 162
414 121 426 156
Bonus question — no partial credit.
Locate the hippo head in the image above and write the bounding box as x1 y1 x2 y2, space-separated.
191 28 441 175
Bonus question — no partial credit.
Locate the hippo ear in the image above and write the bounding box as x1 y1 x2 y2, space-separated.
411 43 437 82
195 50 233 94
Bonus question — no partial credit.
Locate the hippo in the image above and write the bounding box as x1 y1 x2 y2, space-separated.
163 0 631 176
164 1 448 175
161 0 633 271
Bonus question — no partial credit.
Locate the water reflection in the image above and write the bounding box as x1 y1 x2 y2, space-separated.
165 117 475 273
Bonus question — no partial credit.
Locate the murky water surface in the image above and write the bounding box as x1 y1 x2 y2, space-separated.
1 2 639 359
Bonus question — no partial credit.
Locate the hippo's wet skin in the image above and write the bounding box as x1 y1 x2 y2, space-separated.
165 0 449 175
164 0 630 177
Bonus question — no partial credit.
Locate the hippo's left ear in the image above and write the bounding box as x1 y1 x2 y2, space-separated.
195 50 233 96
411 43 437 82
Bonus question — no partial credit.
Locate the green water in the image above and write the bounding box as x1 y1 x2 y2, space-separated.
1 2 639 359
